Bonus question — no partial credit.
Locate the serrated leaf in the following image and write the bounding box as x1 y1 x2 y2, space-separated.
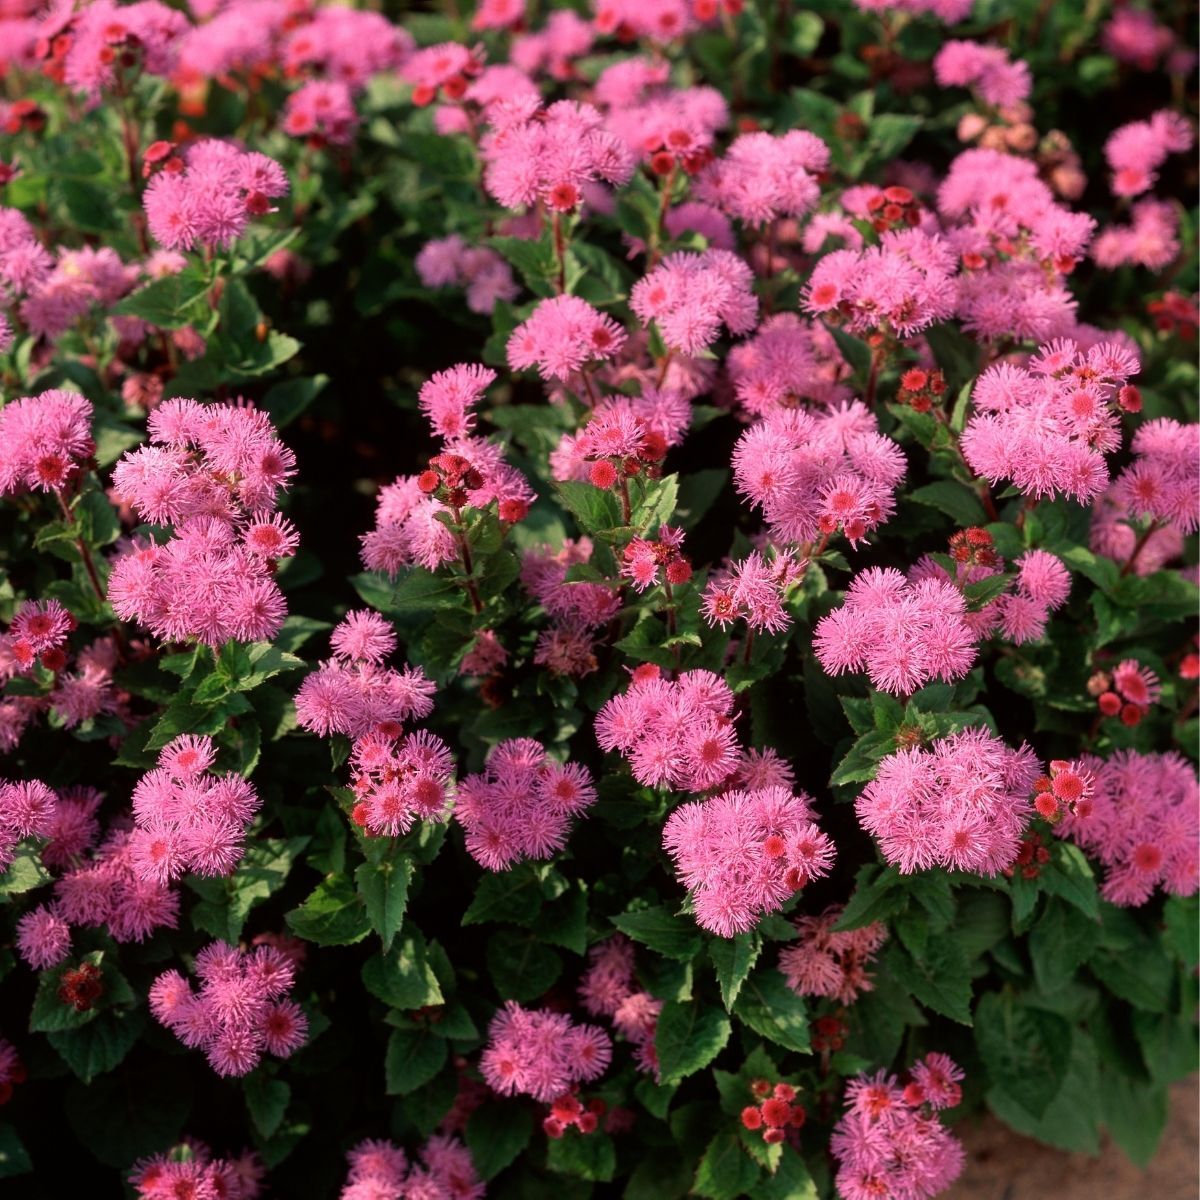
384 1028 447 1095
693 1132 759 1200
887 939 972 1025
975 991 1071 1118
462 864 544 926
355 857 411 952
466 1103 533 1181
612 905 703 961
731 969 809 1053
709 934 761 1010
655 1001 731 1085
244 1073 290 1140
285 876 371 946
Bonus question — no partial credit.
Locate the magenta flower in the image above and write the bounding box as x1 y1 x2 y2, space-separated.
779 908 888 1005
934 41 1031 107
1059 750 1198 906
507 295 627 383
856 727 1041 875
814 567 977 696
149 940 307 1077
479 1001 611 1101
454 738 596 870
128 734 261 885
663 785 836 936
1105 109 1194 197
0 389 93 496
831 1056 966 1200
631 250 757 354
339 1134 482 1200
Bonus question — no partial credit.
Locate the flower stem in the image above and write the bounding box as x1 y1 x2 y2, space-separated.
1119 517 1162 577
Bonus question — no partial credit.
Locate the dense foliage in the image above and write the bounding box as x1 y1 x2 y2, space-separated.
0 0 1196 1196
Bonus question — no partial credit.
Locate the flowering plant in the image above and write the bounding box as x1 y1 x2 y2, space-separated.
0 0 1196 1196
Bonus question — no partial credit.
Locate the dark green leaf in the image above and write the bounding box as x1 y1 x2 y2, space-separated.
656 1001 731 1085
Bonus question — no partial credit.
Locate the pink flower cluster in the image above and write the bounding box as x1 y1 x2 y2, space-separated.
339 1135 483 1200
779 908 888 1005
701 548 804 634
804 230 956 339
961 337 1140 503
662 785 836 936
1104 110 1194 198
128 734 261 884
631 249 757 354
595 667 748 791
360 368 534 576
283 80 359 147
480 1001 611 1102
130 1143 262 1200
621 524 692 591
1059 750 1198 907
694 130 829 225
933 41 1031 107
856 727 1041 875
726 314 851 417
0 777 55 871
481 98 634 212
143 140 288 251
416 235 519 315
0 630 119 752
1090 486 1184 576
831 1055 966 1200
521 537 620 677
814 567 977 696
1093 199 1180 272
1111 417 1199 537
732 403 906 547
454 737 596 870
0 388 93 495
508 295 627 382
18 803 179 969
577 936 660 1076
294 612 453 837
1102 8 1194 74
149 940 308 1077
109 397 298 646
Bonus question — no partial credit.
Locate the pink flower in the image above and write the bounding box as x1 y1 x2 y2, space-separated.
662 785 836 936
0 389 94 495
1105 110 1194 198
480 1002 611 1101
417 363 495 440
1092 199 1180 272
631 250 757 354
694 129 828 224
831 1056 966 1200
454 738 596 869
16 904 71 969
150 940 306 1077
1059 751 1198 906
415 236 518 315
1112 417 1199 536
779 907 887 1004
508 295 627 382
934 40 1031 107
339 1134 482 1200
856 728 1041 875
283 80 360 147
129 735 261 884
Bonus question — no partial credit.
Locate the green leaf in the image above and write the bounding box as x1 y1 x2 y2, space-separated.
612 905 703 961
693 1132 760 1200
710 934 761 1010
829 730 895 785
385 1028 447 1095
244 1073 290 1140
886 939 972 1025
462 864 544 926
1163 896 1199 969
0 846 52 897
466 1103 533 1180
262 374 328 427
909 481 986 528
351 568 462 617
485 930 562 1002
362 927 444 1011
190 836 306 943
114 267 211 328
545 1130 616 1181
826 324 873 375
0 1123 32 1179
554 480 622 536
757 1150 818 1199
834 866 909 930
1029 899 1099 994
355 858 411 953
285 876 371 946
539 880 589 955
488 233 558 294
732 969 809 1053
47 1009 145 1082
655 1000 731 1085
975 991 1071 1118
1100 1069 1168 1166
1040 842 1099 919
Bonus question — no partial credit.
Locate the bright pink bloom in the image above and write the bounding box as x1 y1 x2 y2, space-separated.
1059 751 1198 906
1105 110 1194 198
508 295 627 382
415 236 518 315
631 250 757 354
934 41 1031 107
455 738 596 870
0 389 93 495
662 785 836 936
15 903 71 969
856 728 1041 875
480 1002 611 1101
694 130 828 224
283 80 359 147
339 1134 482 1200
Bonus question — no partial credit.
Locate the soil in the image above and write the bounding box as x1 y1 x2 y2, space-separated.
947 1079 1198 1199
